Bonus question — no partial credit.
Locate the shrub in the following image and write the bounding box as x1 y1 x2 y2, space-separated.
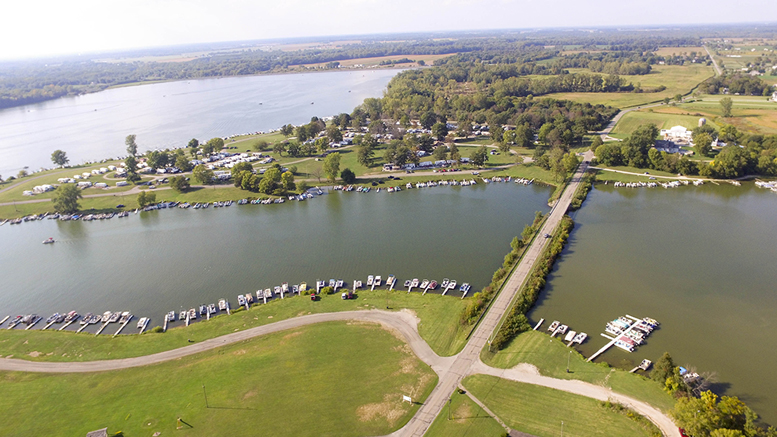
150 326 164 333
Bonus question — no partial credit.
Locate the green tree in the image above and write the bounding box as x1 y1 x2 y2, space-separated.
231 162 253 187
433 145 448 161
187 138 199 150
449 143 461 164
326 125 343 143
420 111 437 129
253 140 269 152
357 145 374 167
17 169 27 178
286 141 301 157
203 137 224 155
126 134 138 156
272 142 286 156
169 175 190 192
719 124 742 144
124 155 140 182
340 168 356 184
720 97 733 117
281 171 295 191
192 164 214 184
52 183 82 213
323 152 341 182
295 125 310 142
695 132 714 157
674 93 683 102
174 154 193 172
514 124 534 149
471 146 489 167
51 150 69 166
137 190 157 208
280 124 294 136
590 135 604 152
432 122 448 141
316 137 329 154
146 150 169 169
490 125 504 143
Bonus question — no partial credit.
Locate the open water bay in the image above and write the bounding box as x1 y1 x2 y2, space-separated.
0 182 551 329
530 183 777 423
0 69 402 175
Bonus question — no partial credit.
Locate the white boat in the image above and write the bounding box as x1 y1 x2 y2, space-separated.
42 237 55 244
335 279 344 288
292 284 300 294
367 275 374 286
166 311 176 322
218 299 227 311
137 317 149 329
264 288 272 298
557 324 568 335
274 286 281 295
411 278 419 287
119 311 132 324
179 310 187 320
572 332 587 344
208 304 217 314
353 280 362 289
299 282 307 293
448 280 456 289
374 276 382 286
441 278 449 288
282 283 289 294
237 295 246 306
564 330 576 342
547 321 560 332
387 275 395 286
101 311 112 323
420 279 430 289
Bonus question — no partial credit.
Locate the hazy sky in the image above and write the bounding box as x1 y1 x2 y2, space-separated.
2 0 776 60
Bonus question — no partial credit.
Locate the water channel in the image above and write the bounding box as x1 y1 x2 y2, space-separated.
530 183 777 423
0 182 552 327
0 69 402 175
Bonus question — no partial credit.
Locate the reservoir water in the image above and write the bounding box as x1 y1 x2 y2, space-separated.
0 182 551 327
530 183 777 423
0 69 402 176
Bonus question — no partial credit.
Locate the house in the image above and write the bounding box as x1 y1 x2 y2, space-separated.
660 126 693 143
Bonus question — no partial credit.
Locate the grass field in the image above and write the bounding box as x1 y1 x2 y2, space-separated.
463 374 655 437
674 95 777 134
297 53 454 68
480 330 675 412
0 290 470 362
545 64 714 108
610 110 721 137
0 321 438 437
425 389 506 437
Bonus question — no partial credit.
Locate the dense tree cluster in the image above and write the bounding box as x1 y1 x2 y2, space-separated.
698 74 772 96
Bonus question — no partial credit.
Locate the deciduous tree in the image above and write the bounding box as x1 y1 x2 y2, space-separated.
52 183 82 213
169 175 190 192
192 164 214 184
720 97 733 117
126 134 138 156
51 150 69 166
323 152 341 182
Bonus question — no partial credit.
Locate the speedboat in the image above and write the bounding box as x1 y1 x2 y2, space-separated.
208 304 217 314
404 279 411 287
42 237 55 244
180 310 187 320
64 311 78 323
374 276 382 286
335 280 344 289
80 313 94 325
282 282 289 294
119 312 131 324
108 312 120 323
101 311 112 323
274 286 281 295
166 311 176 322
188 309 197 320
448 280 457 289
547 321 560 332
420 279 429 289
199 305 207 315
299 282 307 293
329 279 336 288
367 275 374 286
441 278 449 288
218 299 227 311
137 317 149 330
411 278 419 287
292 284 299 294
428 280 438 290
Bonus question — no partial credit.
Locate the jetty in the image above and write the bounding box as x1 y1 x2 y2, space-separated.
0 315 8 326
76 323 89 333
42 319 57 331
113 314 133 337
60 316 78 331
95 322 110 336
630 359 653 373
25 317 41 330
533 318 545 331
226 301 231 315
588 315 648 362
163 316 169 332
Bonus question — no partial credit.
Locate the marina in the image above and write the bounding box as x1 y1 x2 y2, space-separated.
588 315 659 361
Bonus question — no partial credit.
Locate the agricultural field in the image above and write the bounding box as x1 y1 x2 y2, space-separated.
463 375 658 437
545 64 715 108
653 46 707 57
610 109 720 137
480 330 676 412
0 321 437 437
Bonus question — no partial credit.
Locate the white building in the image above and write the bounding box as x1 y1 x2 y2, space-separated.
772 91 777 102
660 126 693 143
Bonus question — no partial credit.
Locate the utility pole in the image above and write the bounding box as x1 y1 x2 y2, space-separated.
561 421 564 437
567 350 571 373
202 384 209 408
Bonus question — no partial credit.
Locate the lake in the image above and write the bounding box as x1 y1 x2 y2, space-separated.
530 183 777 423
0 69 402 176
0 182 551 327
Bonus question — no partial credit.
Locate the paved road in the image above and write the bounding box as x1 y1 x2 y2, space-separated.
705 45 722 76
0 310 453 374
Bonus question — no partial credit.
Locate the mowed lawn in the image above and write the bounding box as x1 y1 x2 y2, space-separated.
610 110 720 136
425 389 506 437
0 290 470 362
463 374 655 437
545 64 714 108
480 330 675 412
0 321 438 437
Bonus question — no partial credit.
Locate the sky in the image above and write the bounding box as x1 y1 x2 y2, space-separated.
2 0 777 60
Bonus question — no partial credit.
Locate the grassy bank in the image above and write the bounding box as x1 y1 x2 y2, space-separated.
0 321 437 437
480 330 676 412
0 290 469 362
463 374 656 437
425 388 506 437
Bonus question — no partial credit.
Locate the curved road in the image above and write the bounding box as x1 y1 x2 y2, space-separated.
0 307 677 436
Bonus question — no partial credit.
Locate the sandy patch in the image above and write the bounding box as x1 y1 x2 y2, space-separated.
28 351 40 358
233 349 247 356
356 394 407 426
243 390 257 400
454 403 473 422
280 331 303 345
511 363 540 375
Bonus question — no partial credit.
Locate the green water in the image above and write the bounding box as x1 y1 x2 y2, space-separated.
0 183 551 326
530 182 777 423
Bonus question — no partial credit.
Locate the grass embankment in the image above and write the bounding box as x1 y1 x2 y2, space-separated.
610 110 722 137
462 374 657 437
545 64 714 108
0 321 438 437
425 389 506 437
480 330 676 412
0 291 469 362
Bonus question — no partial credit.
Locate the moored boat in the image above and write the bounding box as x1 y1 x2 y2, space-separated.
441 278 449 288
420 279 429 289
218 299 227 311
367 275 374 286
137 317 149 330
548 321 560 332
428 280 438 290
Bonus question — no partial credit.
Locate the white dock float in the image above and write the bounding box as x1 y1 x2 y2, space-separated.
25 318 41 330
0 316 8 326
42 320 56 330
163 317 168 332
95 322 110 336
113 315 132 337
77 323 89 333
461 290 468 299
588 326 638 362
226 302 231 315
533 318 545 331
60 318 77 331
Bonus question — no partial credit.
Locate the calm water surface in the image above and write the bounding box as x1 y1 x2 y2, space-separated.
0 182 551 324
0 69 402 175
530 183 777 423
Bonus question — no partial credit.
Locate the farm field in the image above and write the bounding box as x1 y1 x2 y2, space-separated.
0 321 437 437
545 64 714 108
610 110 718 137
463 374 657 437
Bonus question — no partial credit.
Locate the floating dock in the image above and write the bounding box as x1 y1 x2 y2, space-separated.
76 323 89 333
60 317 77 331
113 315 132 337
587 315 641 362
533 318 545 331
95 322 110 336
0 315 8 326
